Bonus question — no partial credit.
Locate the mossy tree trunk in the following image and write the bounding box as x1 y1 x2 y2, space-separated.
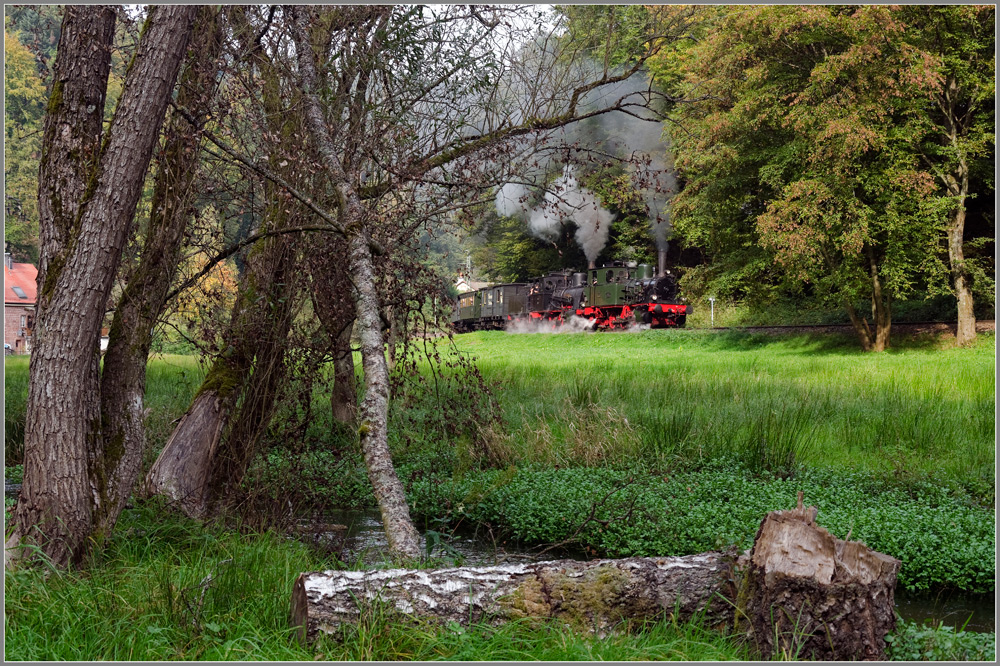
143 230 301 518
95 5 223 539
143 16 308 517
292 502 901 660
7 5 197 568
308 241 358 426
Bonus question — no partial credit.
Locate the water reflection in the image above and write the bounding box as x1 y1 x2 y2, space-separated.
895 589 995 633
311 509 542 567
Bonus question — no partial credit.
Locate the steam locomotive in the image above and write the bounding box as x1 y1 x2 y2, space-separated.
451 260 691 332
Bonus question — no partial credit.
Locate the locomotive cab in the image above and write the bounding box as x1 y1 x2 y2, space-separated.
575 260 690 329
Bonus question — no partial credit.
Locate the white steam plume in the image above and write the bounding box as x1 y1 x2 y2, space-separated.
495 182 531 219
560 169 614 263
497 166 614 261
560 72 677 250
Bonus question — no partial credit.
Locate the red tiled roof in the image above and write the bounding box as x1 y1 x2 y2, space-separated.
4 260 38 305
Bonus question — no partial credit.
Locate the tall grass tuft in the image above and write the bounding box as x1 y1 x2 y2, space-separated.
732 402 815 478
4 500 320 661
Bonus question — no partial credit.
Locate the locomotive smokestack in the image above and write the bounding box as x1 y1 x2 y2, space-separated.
588 260 596 270
657 249 667 277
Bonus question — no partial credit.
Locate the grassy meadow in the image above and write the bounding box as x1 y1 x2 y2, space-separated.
454 329 995 484
4 328 996 660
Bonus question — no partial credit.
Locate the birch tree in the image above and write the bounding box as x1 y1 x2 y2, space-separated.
284 4 696 557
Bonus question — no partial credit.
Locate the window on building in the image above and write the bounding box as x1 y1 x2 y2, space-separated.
21 315 26 328
12 286 27 299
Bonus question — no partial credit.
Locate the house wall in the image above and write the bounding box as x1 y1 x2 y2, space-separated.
4 304 34 353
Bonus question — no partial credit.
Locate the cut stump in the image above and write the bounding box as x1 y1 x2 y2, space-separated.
290 552 736 643
735 493 901 660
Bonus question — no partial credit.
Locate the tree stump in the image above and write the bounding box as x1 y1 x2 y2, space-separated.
290 552 736 643
735 493 901 660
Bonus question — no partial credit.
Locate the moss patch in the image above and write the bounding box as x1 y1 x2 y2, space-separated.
196 357 243 400
498 565 638 632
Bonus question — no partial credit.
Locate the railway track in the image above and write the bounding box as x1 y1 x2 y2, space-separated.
703 320 995 334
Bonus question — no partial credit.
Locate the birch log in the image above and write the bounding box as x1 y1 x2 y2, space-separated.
291 553 736 642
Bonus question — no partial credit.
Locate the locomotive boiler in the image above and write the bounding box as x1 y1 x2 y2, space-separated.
451 260 690 332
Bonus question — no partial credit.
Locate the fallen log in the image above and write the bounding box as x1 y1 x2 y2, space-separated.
291 496 901 660
735 493 901 660
290 552 737 642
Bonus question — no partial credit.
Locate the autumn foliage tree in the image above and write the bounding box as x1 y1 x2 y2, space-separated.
899 5 995 345
665 6 994 349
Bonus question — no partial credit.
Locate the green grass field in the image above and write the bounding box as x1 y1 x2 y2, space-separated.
4 330 996 660
448 330 994 485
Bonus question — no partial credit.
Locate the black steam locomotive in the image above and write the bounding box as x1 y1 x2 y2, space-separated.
451 260 691 332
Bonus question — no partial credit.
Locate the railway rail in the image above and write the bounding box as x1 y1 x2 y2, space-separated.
702 320 995 334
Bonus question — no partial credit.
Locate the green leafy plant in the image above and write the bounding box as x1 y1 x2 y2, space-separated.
886 620 996 661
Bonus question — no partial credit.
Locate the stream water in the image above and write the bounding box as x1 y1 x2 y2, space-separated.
306 509 995 633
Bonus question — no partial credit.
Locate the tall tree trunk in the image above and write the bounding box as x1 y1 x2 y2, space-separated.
144 215 300 518
34 7 114 290
95 5 223 539
330 318 358 425
346 229 423 558
946 156 975 345
385 304 399 374
207 241 298 504
843 301 874 352
331 322 358 425
867 248 891 352
843 249 891 353
7 5 116 570
289 5 423 560
8 5 197 568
